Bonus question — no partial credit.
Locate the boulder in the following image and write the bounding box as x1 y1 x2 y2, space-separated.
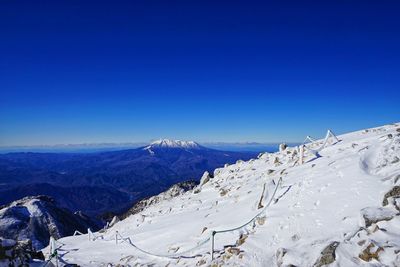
359 242 384 262
279 143 287 152
236 234 248 246
313 241 339 267
200 171 212 187
360 207 398 227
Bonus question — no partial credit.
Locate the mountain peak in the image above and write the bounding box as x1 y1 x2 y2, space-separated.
148 139 201 149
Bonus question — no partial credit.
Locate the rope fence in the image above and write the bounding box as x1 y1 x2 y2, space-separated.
300 129 339 161
46 130 339 264
48 177 282 263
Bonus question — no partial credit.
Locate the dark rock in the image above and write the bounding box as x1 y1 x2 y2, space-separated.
313 241 339 267
382 186 400 206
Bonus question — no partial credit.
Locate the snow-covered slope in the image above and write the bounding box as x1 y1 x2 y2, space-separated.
45 123 400 266
120 180 197 219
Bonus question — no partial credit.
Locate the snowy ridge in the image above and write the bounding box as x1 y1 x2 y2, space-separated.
146 139 201 149
45 123 400 266
0 196 98 250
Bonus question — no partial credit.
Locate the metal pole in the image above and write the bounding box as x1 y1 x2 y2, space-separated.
211 231 216 260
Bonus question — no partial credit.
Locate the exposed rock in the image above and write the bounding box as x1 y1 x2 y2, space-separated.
199 171 213 187
360 207 398 227
219 189 228 196
274 157 281 166
267 169 275 175
196 259 206 266
121 181 197 219
256 216 266 225
313 241 339 267
279 143 287 152
359 242 384 262
225 247 241 256
291 234 300 241
0 195 99 250
236 234 248 246
357 240 366 246
0 238 44 266
276 247 287 267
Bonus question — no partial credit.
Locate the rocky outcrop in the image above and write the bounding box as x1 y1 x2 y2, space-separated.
313 241 339 267
360 207 398 227
0 195 99 250
199 171 213 187
358 242 384 262
382 186 400 206
0 238 44 266
120 180 197 219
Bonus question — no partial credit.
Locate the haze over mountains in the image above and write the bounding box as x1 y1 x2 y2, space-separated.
0 141 282 153
0 139 257 216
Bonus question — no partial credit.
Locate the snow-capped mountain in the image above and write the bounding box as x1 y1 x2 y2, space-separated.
0 195 100 250
43 123 400 266
0 141 256 216
146 139 203 149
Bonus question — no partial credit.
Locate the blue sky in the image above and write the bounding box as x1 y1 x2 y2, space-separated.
1 1 400 146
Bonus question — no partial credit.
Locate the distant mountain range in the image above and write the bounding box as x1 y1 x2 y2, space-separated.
0 139 257 217
0 141 287 153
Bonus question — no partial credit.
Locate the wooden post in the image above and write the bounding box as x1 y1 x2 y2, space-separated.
49 236 53 257
299 145 304 165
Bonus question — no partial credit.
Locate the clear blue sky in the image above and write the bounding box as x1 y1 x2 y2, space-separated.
1 1 399 146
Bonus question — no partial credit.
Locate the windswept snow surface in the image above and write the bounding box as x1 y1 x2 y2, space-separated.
45 123 400 266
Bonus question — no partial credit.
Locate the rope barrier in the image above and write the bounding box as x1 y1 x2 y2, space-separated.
301 129 339 157
73 230 84 236
116 231 211 258
43 236 63 267
214 178 281 234
65 176 282 262
100 177 282 260
52 130 339 263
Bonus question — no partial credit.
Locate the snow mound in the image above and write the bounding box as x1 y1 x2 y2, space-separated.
45 123 400 266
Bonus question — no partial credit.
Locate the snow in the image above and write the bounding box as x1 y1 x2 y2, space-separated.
147 139 201 149
43 123 400 266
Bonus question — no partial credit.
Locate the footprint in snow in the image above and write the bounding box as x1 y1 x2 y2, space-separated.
336 171 344 178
